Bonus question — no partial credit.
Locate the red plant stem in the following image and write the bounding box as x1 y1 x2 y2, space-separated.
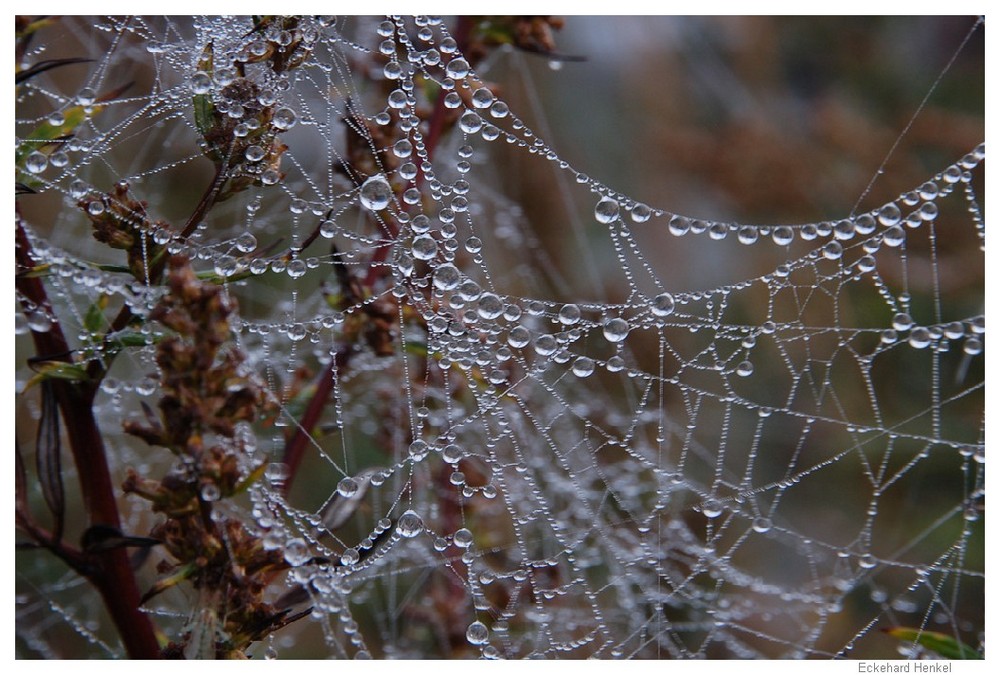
283 17 476 493
16 219 162 658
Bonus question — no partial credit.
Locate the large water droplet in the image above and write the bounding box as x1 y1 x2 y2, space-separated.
892 313 913 331
235 232 257 253
651 293 675 317
507 326 530 349
701 500 724 519
445 57 470 79
411 234 438 260
594 197 619 224
337 477 359 498
466 620 489 646
572 356 595 378
24 151 48 174
882 226 905 248
397 510 424 538
558 303 581 325
453 528 474 548
629 203 651 223
433 263 461 290
189 71 212 94
477 293 504 320
273 106 297 130
284 538 310 566
360 175 392 211
603 317 629 343
76 88 97 106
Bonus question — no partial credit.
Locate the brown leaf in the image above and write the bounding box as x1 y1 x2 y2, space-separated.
35 380 64 540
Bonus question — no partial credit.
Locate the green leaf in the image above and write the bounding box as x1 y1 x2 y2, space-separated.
233 462 268 495
84 294 110 333
24 362 90 391
193 93 215 139
15 105 88 170
883 627 982 659
107 331 155 349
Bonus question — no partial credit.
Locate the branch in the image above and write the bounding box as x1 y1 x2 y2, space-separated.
16 217 162 658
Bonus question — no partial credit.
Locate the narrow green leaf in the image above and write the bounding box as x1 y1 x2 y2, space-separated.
107 331 155 349
883 627 982 659
24 362 90 391
84 294 110 333
15 106 88 168
233 462 268 495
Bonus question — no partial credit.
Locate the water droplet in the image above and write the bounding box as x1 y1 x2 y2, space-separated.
340 548 360 566
508 326 530 349
631 203 651 223
558 304 581 325
408 439 429 461
466 620 489 646
392 138 413 158
651 293 675 317
411 234 438 261
533 334 557 356
442 444 464 463
24 151 48 174
190 71 211 94
908 327 931 349
477 293 504 320
772 226 794 246
360 175 392 211
606 355 625 372
76 88 97 106
453 527 474 548
284 538 310 566
472 87 494 109
882 226 905 248
822 241 843 260
858 554 877 570
892 313 913 331
602 318 629 343
273 106 297 130
337 477 359 498
236 232 257 253
245 145 266 162
702 500 724 518
878 203 901 226
200 483 221 502
433 263 461 290
286 259 307 279
669 215 691 236
737 226 759 245
594 197 619 224
963 337 982 355
397 510 424 538
572 356 595 378
445 57 470 79
87 200 105 216
736 360 754 377
751 517 772 533
459 111 482 134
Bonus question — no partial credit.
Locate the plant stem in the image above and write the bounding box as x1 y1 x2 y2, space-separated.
16 218 162 659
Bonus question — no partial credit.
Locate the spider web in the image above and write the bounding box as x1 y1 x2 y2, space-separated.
14 15 984 660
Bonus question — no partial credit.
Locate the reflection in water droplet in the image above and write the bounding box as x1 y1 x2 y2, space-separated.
360 176 392 211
